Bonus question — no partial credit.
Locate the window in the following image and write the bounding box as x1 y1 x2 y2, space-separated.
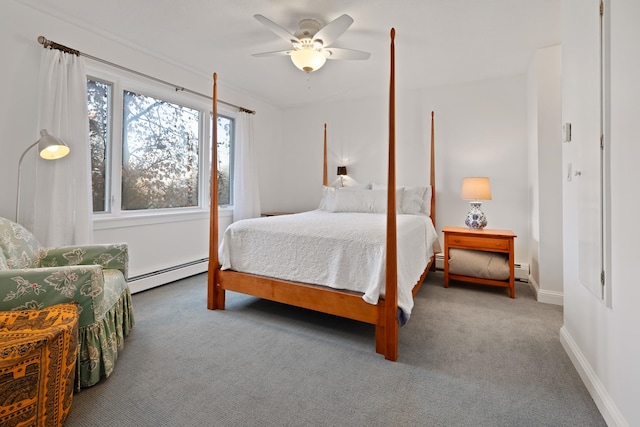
87 75 234 215
214 115 234 206
121 90 200 210
88 79 111 212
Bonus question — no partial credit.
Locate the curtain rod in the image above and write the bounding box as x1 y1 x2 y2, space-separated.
37 36 256 115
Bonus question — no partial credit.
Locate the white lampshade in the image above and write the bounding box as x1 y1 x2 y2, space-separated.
461 177 492 201
16 129 70 221
290 48 327 73
37 129 70 160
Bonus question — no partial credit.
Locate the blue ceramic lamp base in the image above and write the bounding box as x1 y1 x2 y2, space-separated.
465 201 488 229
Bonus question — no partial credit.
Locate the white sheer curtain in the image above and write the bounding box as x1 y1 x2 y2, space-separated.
232 111 261 221
25 49 92 246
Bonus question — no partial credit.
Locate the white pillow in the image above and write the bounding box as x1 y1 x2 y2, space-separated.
364 184 405 213
422 186 432 216
327 189 401 214
319 186 337 211
403 186 432 216
399 187 423 215
371 183 431 215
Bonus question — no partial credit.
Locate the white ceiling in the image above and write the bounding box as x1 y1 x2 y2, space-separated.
20 0 561 109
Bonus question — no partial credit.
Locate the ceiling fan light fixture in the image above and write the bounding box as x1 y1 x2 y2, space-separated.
290 48 326 73
253 14 369 72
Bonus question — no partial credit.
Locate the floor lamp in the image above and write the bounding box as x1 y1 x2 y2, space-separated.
16 129 70 221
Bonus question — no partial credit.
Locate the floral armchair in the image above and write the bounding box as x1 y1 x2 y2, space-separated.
0 216 134 389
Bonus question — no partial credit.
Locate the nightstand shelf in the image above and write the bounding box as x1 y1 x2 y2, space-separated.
443 226 517 298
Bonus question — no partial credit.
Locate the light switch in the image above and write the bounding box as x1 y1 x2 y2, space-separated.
563 123 572 142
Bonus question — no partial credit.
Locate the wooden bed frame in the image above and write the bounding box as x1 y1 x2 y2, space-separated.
207 29 436 361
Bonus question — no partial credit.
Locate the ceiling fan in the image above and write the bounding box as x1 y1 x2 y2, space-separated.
252 14 371 73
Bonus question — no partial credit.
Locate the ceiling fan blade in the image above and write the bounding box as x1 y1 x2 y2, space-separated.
251 50 293 57
324 47 371 61
313 14 354 47
254 14 299 45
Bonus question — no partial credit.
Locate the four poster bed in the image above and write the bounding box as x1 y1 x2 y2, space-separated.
207 29 438 361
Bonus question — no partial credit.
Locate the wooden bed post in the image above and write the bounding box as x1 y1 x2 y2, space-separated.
382 28 399 361
430 111 436 229
323 123 328 187
208 72 225 310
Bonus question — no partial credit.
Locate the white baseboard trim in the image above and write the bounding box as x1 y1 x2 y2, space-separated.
537 288 563 305
128 260 208 294
528 276 564 306
560 326 629 427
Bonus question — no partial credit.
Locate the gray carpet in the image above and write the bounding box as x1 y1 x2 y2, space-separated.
64 272 606 427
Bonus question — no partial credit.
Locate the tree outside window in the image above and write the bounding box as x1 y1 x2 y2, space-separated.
122 90 199 210
88 79 110 212
87 77 234 213
215 115 233 206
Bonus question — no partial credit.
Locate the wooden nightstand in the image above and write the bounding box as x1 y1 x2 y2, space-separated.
443 226 517 298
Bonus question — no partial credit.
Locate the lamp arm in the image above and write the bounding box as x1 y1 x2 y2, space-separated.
16 140 40 221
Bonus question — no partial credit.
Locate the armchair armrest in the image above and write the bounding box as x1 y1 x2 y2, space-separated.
0 265 105 327
40 243 128 279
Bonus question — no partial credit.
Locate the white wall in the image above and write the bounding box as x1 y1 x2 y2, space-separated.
278 76 531 266
560 0 640 425
527 46 564 305
0 2 283 291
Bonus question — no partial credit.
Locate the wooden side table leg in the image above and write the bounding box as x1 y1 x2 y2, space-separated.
509 239 515 298
443 245 450 288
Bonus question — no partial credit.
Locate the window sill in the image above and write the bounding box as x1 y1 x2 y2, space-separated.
93 207 233 230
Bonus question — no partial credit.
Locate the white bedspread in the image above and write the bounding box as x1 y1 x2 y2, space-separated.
220 210 440 316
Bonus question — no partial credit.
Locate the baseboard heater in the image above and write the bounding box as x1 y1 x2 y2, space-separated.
128 258 209 293
434 254 529 282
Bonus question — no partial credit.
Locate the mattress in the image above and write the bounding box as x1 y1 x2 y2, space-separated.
220 210 440 316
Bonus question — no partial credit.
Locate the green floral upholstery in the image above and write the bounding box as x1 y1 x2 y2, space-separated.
0 216 134 389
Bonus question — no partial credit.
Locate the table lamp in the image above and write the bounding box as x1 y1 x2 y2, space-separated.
461 177 491 229
337 166 347 187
